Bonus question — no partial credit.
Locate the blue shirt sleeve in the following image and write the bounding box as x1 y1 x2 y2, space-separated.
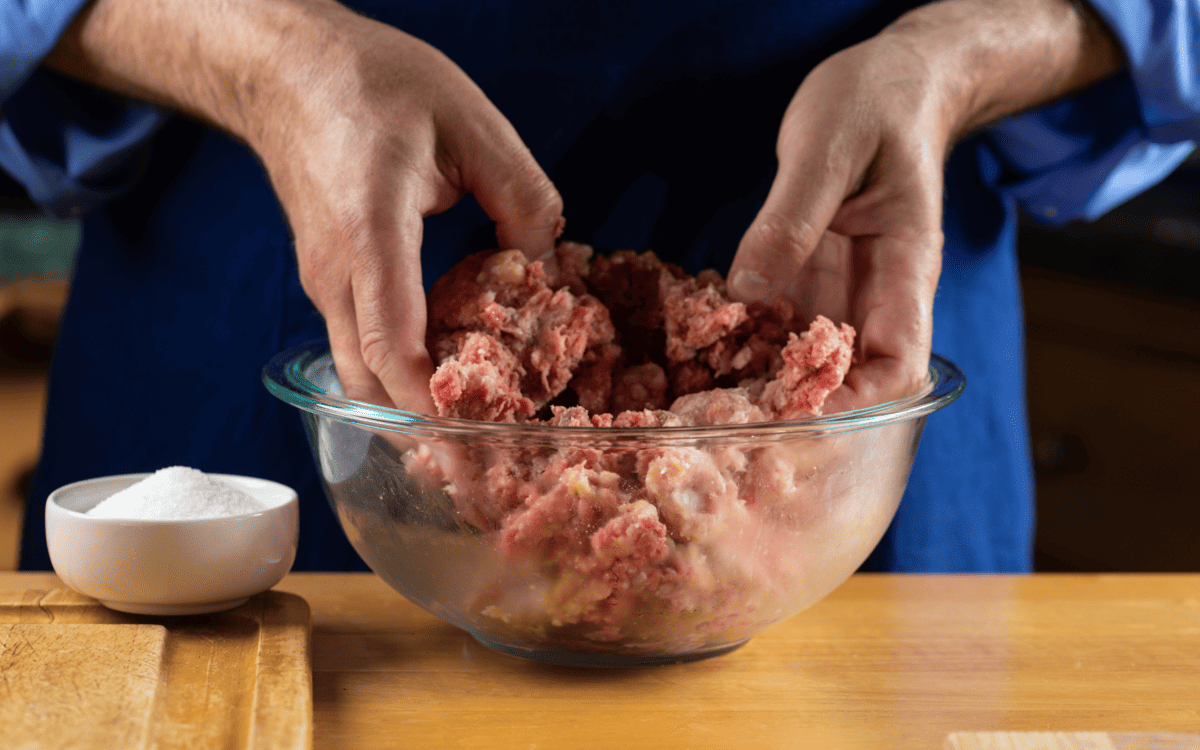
978 0 1198 226
0 0 83 101
0 0 165 218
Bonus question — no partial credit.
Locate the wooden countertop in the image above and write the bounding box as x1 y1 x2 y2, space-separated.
4 572 1199 749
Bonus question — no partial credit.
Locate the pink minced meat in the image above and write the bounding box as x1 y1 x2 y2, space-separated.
427 247 616 419
415 244 857 650
756 316 856 418
428 331 534 423
428 246 852 421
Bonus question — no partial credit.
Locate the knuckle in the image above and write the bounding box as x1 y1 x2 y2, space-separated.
299 212 379 296
359 328 396 380
331 210 374 255
816 148 849 184
336 209 394 282
296 243 341 302
498 161 563 224
753 212 823 264
296 250 324 291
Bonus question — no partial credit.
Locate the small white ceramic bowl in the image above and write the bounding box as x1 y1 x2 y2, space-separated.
46 473 299 615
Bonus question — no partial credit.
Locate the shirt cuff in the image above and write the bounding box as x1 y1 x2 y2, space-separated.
978 68 1195 226
0 0 168 217
1087 0 1200 141
1 0 91 100
0 70 166 218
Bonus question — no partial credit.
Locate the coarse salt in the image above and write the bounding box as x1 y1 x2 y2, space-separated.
87 466 267 520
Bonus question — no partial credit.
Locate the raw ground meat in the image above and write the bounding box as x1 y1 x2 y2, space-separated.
411 244 859 653
427 244 853 422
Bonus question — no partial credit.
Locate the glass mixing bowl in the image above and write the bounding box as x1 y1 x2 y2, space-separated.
264 341 964 667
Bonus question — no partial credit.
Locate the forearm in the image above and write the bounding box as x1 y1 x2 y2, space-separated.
41 0 359 152
883 0 1127 141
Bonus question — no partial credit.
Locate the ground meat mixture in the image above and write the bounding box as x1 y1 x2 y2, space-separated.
427 244 854 423
412 243 858 653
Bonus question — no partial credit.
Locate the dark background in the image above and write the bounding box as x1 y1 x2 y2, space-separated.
1019 149 1200 572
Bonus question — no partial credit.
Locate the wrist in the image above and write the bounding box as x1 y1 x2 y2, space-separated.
879 0 1126 142
233 1 387 156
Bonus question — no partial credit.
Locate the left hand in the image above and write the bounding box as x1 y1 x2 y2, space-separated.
727 0 1126 412
728 34 946 413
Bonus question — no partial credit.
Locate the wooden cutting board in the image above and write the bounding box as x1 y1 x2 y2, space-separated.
945 733 1200 749
0 587 312 750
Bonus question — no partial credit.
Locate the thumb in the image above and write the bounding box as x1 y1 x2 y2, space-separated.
728 158 853 304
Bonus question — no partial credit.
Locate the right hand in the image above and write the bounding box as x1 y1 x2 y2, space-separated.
252 8 563 412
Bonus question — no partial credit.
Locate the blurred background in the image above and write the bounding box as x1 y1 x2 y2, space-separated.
0 169 76 571
1020 148 1200 572
1 151 1197 573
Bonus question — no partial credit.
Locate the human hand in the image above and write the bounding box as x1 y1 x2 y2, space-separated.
46 0 564 414
727 0 1125 413
251 7 563 413
727 36 947 413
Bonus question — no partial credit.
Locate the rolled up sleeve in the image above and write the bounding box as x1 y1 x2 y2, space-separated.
976 0 1199 226
0 0 165 218
1091 0 1200 139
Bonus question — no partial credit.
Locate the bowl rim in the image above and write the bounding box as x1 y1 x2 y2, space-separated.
262 339 966 441
47 472 299 523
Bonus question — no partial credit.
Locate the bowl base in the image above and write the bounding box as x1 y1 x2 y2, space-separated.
472 634 750 668
99 597 250 616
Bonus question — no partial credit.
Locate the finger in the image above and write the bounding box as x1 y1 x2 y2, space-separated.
827 138 944 411
840 152 942 372
349 191 438 416
728 173 841 304
317 241 429 462
323 285 393 407
829 229 942 414
783 230 852 325
720 92 873 302
452 111 564 267
295 230 396 409
828 136 942 240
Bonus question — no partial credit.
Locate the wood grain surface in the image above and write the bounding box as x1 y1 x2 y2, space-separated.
945 732 1200 749
1 622 165 748
0 584 312 750
6 573 1200 750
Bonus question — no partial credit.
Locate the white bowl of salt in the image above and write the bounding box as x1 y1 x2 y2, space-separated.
46 466 298 615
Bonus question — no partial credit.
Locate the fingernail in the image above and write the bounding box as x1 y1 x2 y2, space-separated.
730 269 771 301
